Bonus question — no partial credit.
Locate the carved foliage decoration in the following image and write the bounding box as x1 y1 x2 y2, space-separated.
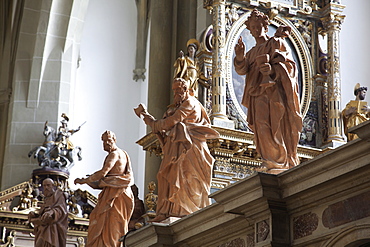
218 237 245 247
293 212 319 239
246 233 254 247
256 219 270 242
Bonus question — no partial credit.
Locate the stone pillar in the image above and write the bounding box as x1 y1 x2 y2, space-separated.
321 4 346 145
209 0 233 129
144 0 174 196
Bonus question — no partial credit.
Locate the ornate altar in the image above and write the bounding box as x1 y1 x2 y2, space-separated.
200 0 346 147
138 0 347 189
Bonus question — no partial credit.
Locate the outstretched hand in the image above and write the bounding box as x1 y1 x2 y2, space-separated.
143 114 155 126
74 178 87 185
234 36 245 60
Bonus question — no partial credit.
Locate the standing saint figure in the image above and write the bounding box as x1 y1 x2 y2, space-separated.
28 178 68 247
234 9 302 172
136 78 220 222
74 130 134 247
173 39 201 97
342 83 370 141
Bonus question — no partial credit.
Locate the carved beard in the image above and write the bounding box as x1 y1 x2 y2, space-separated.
359 93 365 101
174 93 185 106
44 188 55 197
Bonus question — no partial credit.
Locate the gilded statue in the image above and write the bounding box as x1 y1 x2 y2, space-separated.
135 78 220 222
74 131 134 246
234 9 302 172
173 39 201 97
342 83 370 141
28 178 68 247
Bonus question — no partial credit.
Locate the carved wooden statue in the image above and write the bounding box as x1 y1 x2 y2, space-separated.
28 178 68 247
342 83 370 141
74 131 134 247
128 184 145 230
234 9 302 173
136 78 220 222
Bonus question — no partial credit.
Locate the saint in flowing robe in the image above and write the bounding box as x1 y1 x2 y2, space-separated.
151 96 219 218
31 189 68 247
234 28 302 169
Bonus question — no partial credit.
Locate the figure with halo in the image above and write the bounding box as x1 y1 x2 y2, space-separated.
173 39 202 98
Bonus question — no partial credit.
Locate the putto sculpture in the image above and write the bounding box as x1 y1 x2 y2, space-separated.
135 77 220 222
28 113 83 169
233 9 302 173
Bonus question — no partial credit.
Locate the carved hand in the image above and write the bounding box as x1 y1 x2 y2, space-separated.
41 210 53 223
259 63 272 76
74 178 87 185
234 36 245 61
143 114 155 126
345 106 357 116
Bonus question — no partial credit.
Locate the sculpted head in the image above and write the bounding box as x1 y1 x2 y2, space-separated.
101 130 117 152
172 78 190 106
187 43 197 58
354 83 367 100
245 9 269 38
43 178 55 197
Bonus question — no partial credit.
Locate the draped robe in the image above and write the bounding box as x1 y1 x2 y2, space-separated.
152 96 219 218
86 149 134 247
234 33 302 169
32 189 68 247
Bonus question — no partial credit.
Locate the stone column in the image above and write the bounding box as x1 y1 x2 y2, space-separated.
144 0 174 196
321 4 346 144
208 0 233 129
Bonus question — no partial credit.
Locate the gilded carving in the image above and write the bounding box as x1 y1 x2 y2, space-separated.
292 19 312 48
225 3 241 32
293 212 319 239
144 181 158 220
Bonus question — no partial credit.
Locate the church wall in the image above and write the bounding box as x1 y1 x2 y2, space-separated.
1 0 90 190
68 0 147 196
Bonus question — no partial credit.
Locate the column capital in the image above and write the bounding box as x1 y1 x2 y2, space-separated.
321 13 345 31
